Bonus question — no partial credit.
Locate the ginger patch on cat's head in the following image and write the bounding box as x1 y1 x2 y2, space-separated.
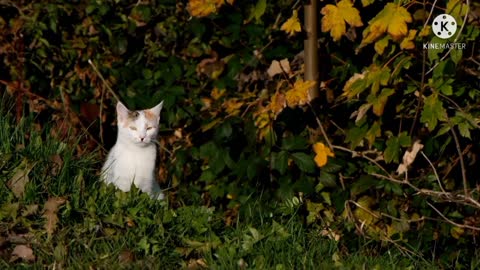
144 110 157 121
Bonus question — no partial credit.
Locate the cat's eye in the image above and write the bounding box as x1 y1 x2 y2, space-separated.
146 126 153 130
129 126 137 131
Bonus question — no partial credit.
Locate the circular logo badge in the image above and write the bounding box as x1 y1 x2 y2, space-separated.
432 14 457 39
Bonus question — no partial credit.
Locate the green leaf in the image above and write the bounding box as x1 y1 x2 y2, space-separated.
374 36 389 55
420 94 448 131
345 124 369 149
282 136 307 151
450 48 462 65
366 120 381 146
247 0 267 23
384 132 411 164
367 88 395 116
272 151 288 174
291 153 315 173
351 175 377 196
321 192 332 205
319 171 337 188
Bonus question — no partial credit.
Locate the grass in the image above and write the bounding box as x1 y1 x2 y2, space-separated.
0 101 441 269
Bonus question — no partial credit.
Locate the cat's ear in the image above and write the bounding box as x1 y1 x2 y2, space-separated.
149 101 163 116
116 102 130 122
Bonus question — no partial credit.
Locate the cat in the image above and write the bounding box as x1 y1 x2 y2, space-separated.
101 101 164 200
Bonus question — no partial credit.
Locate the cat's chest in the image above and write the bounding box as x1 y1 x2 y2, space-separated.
110 143 157 172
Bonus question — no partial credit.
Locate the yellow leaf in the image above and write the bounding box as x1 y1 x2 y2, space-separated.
361 3 412 47
281 10 301 36
447 0 468 22
211 87 226 100
450 226 464 239
285 79 316 108
313 142 334 168
321 0 363 42
269 92 286 117
374 36 389 55
223 98 243 115
187 0 224 18
400 29 417 50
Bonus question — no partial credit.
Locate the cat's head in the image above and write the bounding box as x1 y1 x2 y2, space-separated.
116 101 163 146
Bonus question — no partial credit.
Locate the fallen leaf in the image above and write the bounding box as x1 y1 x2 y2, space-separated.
118 250 135 264
7 159 35 198
321 0 363 42
281 10 301 36
21 205 39 217
43 197 67 236
11 245 35 262
50 154 63 176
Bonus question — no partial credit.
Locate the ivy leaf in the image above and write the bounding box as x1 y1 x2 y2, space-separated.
313 142 334 168
420 94 448 131
360 3 412 47
384 132 411 164
321 0 363 42
281 10 301 36
291 152 315 173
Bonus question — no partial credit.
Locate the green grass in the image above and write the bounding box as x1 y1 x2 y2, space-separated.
0 102 439 269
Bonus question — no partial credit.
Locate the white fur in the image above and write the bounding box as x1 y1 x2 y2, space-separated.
102 101 164 200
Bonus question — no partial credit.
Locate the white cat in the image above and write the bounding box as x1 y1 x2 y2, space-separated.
101 101 164 200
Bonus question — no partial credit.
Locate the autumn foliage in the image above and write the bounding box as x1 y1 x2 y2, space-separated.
1 0 480 264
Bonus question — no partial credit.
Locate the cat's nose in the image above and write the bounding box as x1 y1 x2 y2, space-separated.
140 137 145 142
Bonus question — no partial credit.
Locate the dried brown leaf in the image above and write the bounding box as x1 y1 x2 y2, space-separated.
50 154 63 176
43 197 67 236
7 159 35 198
11 245 35 262
396 140 424 175
21 204 39 217
118 250 135 264
267 59 291 77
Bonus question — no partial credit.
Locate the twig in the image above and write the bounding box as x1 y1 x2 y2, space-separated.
427 202 480 231
450 127 468 197
310 104 333 151
420 151 446 193
87 59 121 102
